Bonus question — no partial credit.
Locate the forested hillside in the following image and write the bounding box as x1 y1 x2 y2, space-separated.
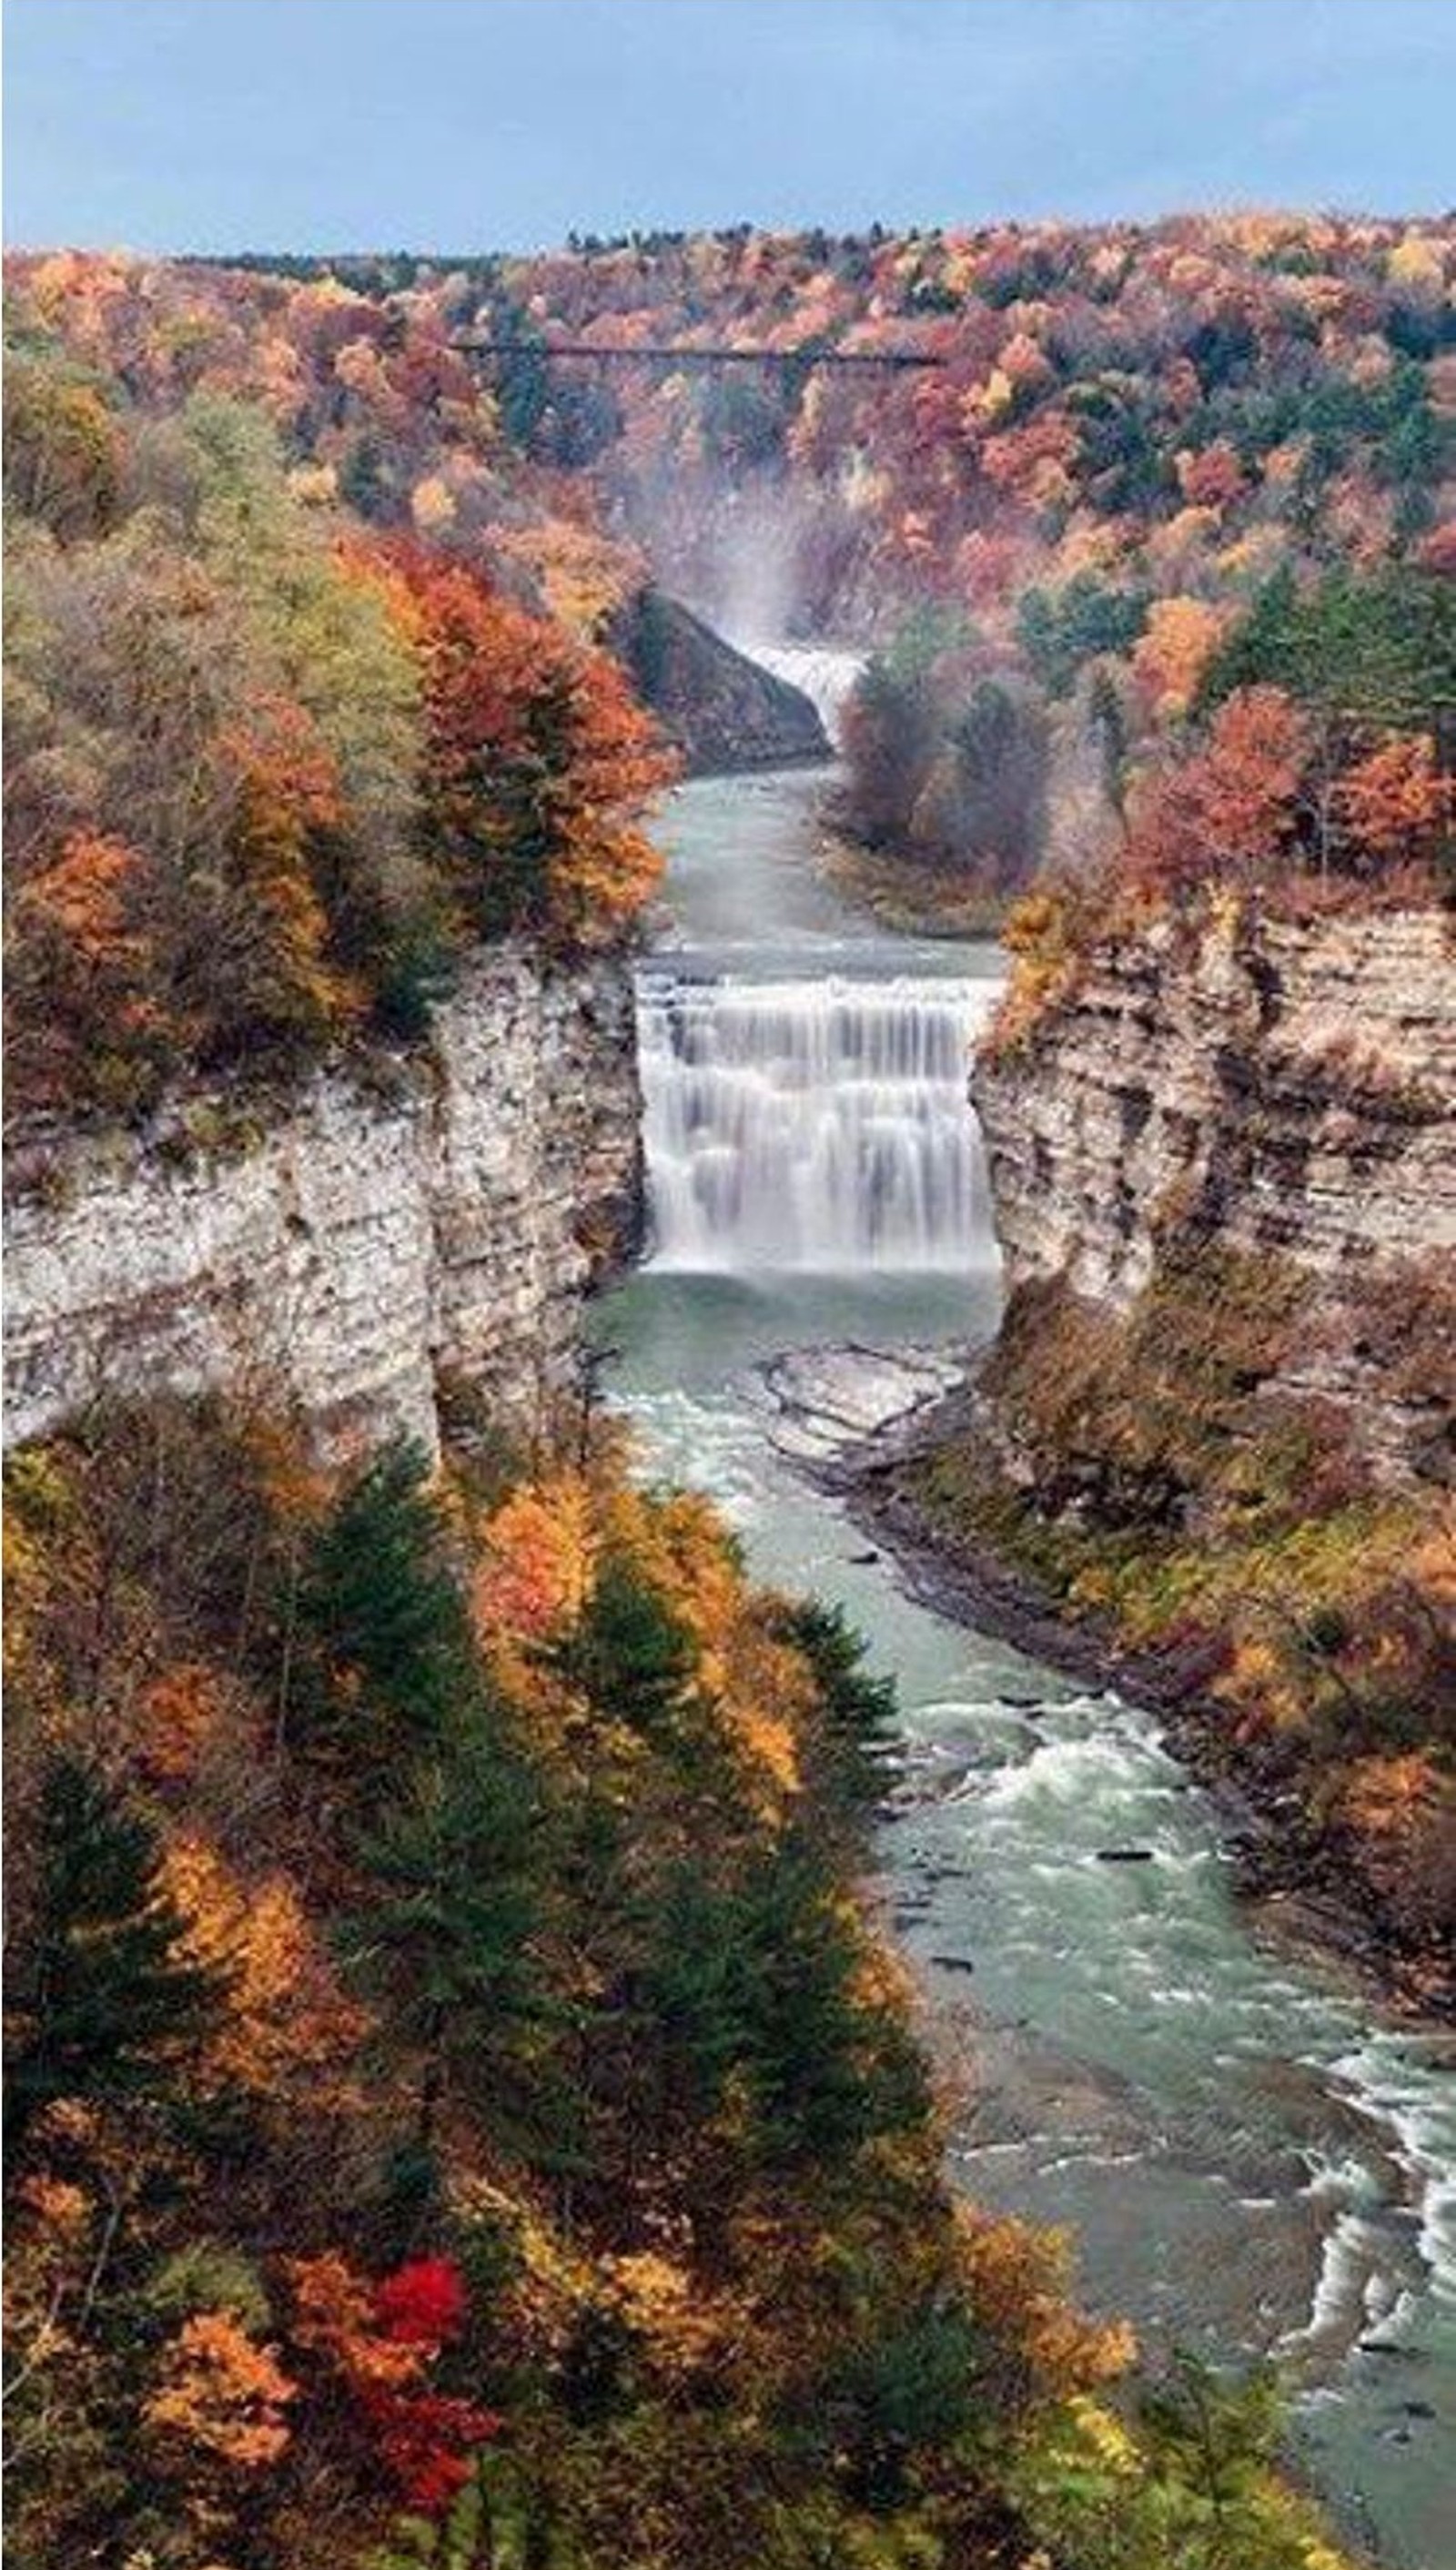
232 215 1454 896
4 258 672 1127
5 1394 1354 2569
10 217 1454 912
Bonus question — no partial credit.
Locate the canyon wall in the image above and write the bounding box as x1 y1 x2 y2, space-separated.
4 948 642 1460
974 904 1454 1309
610 590 829 773
973 904 1455 1491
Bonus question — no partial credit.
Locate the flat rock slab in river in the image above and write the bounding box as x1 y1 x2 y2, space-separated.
759 1342 967 1464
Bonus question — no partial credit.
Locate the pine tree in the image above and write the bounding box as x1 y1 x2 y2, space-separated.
774 1599 896 1824
645 1831 931 2176
295 1439 481 1763
731 1834 925 2170
545 1555 693 1737
5 1757 222 2175
348 1735 547 2154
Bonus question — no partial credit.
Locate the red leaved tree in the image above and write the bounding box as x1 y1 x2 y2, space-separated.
383 548 672 949
1127 685 1310 893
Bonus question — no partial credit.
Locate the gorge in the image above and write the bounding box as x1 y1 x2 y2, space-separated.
5 212 1455 2570
597 734 1456 2570
5 681 1452 2570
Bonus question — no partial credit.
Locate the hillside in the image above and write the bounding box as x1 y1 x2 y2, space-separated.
24 213 1451 905
8 1390 1369 2570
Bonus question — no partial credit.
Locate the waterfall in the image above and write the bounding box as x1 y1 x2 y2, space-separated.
638 972 999 1272
731 642 865 746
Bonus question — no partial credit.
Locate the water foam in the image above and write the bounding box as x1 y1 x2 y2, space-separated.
638 972 998 1272
733 640 865 744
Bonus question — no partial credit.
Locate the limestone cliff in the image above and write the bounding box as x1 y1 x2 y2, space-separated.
4 948 641 1461
938 898 1455 1985
973 903 1455 1486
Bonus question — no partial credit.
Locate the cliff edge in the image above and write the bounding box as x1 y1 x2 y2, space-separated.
4 949 642 1461
907 899 1455 1998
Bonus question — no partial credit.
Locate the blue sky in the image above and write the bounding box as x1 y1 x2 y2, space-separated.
6 0 1454 254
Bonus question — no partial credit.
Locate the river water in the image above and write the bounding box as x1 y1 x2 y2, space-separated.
592 758 1455 2568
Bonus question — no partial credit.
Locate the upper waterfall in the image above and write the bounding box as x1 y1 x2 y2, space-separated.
638 971 998 1272
729 642 865 746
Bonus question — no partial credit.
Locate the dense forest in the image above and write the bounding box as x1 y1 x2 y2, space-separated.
4 262 672 1126
463 214 1456 900
4 1392 1355 2569
8 215 1454 926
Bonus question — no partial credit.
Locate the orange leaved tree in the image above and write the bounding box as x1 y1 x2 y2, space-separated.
385 548 673 949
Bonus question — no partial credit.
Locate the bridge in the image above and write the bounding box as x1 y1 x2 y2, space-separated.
452 336 942 370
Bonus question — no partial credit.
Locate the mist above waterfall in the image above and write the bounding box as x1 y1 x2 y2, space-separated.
639 971 997 1273
622 466 873 673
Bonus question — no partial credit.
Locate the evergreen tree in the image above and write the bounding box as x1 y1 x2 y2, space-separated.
642 1832 932 2177
774 1599 896 1823
349 1735 548 2155
1017 573 1150 699
295 1439 482 1764
815 2303 987 2506
1138 2355 1299 2565
1199 564 1456 744
731 1833 929 2170
546 1554 694 1737
941 675 1050 884
1088 665 1131 825
5 1757 221 2176
640 1863 752 2134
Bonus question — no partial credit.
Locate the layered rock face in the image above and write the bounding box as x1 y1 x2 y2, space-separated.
974 904 1454 1310
4 949 641 1460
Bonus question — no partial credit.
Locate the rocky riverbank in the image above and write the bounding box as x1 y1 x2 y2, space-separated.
814 825 1010 939
759 1341 1455 2024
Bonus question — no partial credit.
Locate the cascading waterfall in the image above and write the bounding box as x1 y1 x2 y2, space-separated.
731 642 865 745
638 971 1000 1271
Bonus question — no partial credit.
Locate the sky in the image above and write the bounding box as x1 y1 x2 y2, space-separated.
5 0 1454 256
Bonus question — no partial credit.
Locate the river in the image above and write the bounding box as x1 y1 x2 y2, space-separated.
592 755 1456 2569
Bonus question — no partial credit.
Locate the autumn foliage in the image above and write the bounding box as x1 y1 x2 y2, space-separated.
385 545 669 946
4 294 673 1126
7 218 1453 942
1334 730 1452 865
1126 684 1310 890
9 1389 1344 2570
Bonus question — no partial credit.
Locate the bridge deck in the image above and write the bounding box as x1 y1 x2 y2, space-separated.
452 338 941 369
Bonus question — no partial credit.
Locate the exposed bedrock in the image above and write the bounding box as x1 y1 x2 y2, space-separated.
4 947 642 1460
973 903 1455 1486
611 587 830 774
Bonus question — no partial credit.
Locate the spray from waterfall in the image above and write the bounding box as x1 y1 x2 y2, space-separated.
638 972 998 1272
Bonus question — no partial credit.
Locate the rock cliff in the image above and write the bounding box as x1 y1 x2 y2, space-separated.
933 899 1456 1987
973 903 1455 1486
4 948 642 1460
611 589 829 774
974 903 1454 1304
